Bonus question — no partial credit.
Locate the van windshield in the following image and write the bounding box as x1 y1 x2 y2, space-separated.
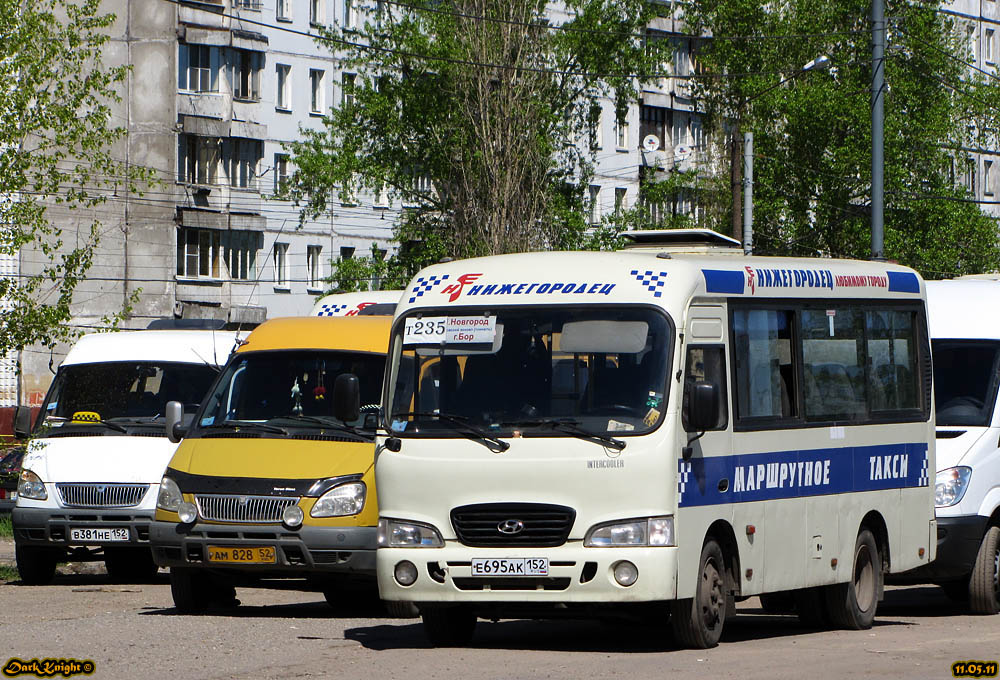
40 362 219 430
933 340 1000 427
192 350 385 434
386 307 672 437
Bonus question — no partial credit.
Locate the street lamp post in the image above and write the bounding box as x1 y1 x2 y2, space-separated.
738 55 831 255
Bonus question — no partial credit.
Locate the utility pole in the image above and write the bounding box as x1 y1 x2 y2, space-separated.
871 0 886 261
743 132 753 255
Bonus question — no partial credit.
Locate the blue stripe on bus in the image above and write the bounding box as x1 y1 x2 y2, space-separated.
702 269 745 294
677 442 929 508
886 271 920 294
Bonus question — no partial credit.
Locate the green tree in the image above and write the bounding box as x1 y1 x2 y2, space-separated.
0 0 150 356
686 0 1000 276
285 0 666 278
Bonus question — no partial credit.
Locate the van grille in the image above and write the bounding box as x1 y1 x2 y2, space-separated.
194 494 299 523
451 503 575 547
57 483 149 508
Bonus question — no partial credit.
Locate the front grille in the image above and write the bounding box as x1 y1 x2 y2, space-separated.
56 483 149 508
194 494 299 523
450 503 576 547
453 577 571 591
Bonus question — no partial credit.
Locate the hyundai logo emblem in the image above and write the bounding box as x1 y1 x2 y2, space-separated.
497 519 524 535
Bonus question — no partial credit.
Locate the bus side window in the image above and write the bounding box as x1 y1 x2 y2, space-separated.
733 308 796 420
683 345 728 431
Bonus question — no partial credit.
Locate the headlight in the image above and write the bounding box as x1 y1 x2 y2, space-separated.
156 476 183 512
935 467 972 507
17 469 46 500
585 516 675 547
378 518 444 547
310 482 366 518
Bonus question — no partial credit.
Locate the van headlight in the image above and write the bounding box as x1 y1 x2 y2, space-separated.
378 518 444 547
585 516 675 547
18 469 46 500
935 467 972 507
311 482 366 518
156 476 183 512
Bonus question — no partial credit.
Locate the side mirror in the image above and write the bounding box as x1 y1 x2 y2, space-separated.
333 374 360 423
165 401 186 444
686 381 720 432
14 406 32 440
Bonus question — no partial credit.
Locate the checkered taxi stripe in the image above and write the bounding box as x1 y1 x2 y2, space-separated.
408 274 450 303
631 270 668 298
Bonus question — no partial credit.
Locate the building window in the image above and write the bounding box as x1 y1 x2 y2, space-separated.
967 158 977 193
227 139 261 189
588 185 601 224
276 0 291 21
615 187 627 215
310 69 324 113
342 72 356 107
672 39 691 77
177 135 219 185
673 112 689 149
307 245 323 289
374 183 390 207
988 29 995 63
691 116 704 150
234 0 261 9
340 246 355 259
639 104 668 151
224 230 259 281
589 100 602 150
232 49 262 101
985 160 994 196
310 0 324 25
177 227 222 279
615 117 629 150
178 44 219 93
345 0 357 29
273 242 289 287
274 154 288 193
276 64 291 110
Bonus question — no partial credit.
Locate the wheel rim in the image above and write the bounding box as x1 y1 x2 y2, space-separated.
699 557 724 631
854 543 876 613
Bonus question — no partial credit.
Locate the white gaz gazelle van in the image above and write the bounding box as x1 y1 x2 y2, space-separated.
891 277 1000 613
12 325 235 584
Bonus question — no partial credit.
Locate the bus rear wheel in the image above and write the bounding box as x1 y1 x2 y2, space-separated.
969 524 1000 614
671 539 728 649
825 528 879 630
15 545 59 585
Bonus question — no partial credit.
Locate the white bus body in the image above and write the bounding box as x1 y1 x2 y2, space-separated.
891 277 1000 613
375 239 936 648
13 330 235 584
311 290 402 317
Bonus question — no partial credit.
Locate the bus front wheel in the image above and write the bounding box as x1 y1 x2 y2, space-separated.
825 528 880 630
671 539 728 649
969 524 999 614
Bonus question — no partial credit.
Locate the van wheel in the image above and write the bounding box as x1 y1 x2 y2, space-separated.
969 525 1000 614
384 600 420 618
169 568 212 614
825 528 880 629
421 607 477 647
105 549 159 583
15 545 59 585
670 539 727 648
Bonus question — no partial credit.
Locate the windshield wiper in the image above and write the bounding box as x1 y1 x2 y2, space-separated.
205 420 289 436
267 415 374 442
503 418 626 451
391 411 510 452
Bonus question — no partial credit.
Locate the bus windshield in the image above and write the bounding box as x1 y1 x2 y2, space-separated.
386 307 672 437
933 340 1000 427
193 350 385 434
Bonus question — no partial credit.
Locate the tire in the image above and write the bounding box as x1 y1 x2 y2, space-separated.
169 567 212 614
421 607 477 647
825 528 880 630
384 600 420 618
759 591 796 614
795 587 829 627
670 539 728 649
105 549 159 584
15 545 59 585
969 524 1000 615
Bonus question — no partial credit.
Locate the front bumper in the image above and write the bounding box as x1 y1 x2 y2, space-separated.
12 506 154 551
889 514 990 583
377 544 678 606
149 520 376 577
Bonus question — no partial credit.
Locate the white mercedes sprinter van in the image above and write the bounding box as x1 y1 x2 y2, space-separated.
12 326 235 584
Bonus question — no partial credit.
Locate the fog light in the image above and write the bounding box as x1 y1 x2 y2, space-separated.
283 505 304 527
394 560 418 586
177 501 198 524
613 560 638 587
